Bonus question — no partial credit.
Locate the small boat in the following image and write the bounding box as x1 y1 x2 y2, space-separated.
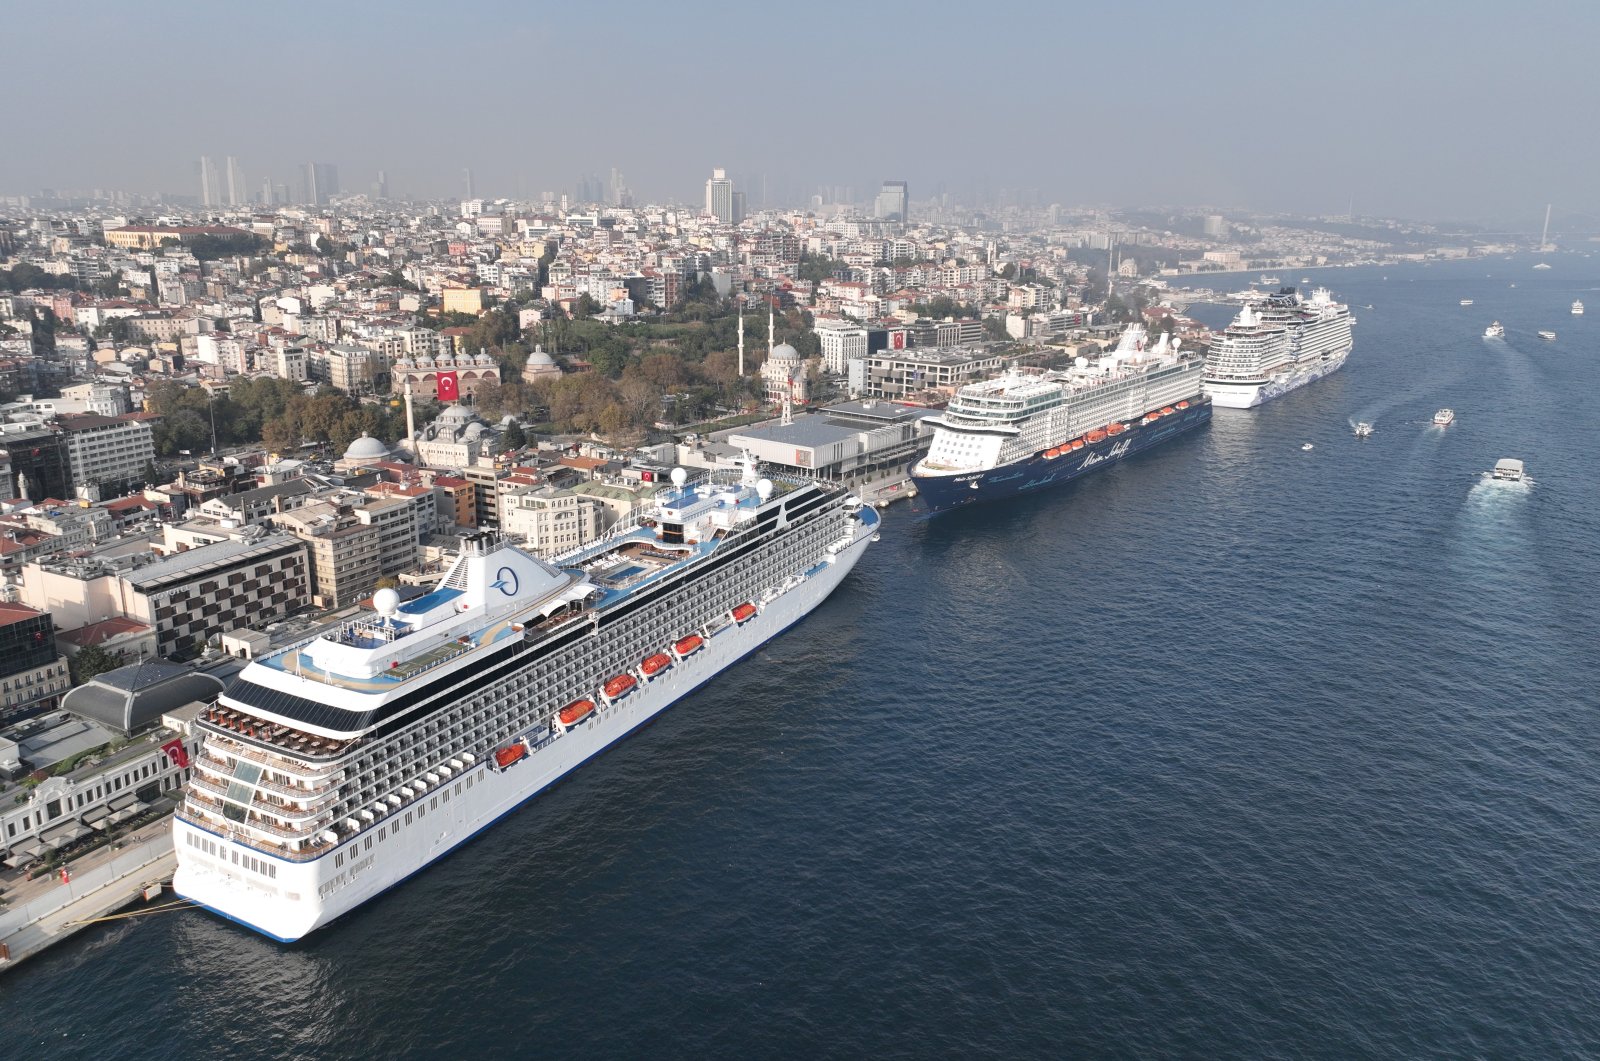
558 699 596 726
1085 429 1107 443
1106 422 1126 436
641 652 672 678
1533 262 1552 270
1459 299 1474 306
1070 439 1084 451
1433 408 1455 426
1260 274 1280 284
1573 300 1585 315
602 673 637 700
731 602 757 624
494 742 528 769
1301 443 1314 451
1301 277 1311 283
1538 330 1557 341
1484 321 1505 339
1354 421 1374 439
1160 406 1175 416
1491 458 1525 482
1177 400 1189 409
673 634 704 659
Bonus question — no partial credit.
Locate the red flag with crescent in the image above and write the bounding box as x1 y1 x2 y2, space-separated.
437 371 460 402
161 738 190 769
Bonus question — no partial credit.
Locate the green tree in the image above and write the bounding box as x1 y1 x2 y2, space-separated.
502 420 527 450
70 644 127 684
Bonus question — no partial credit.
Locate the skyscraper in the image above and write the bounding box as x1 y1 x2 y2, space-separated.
199 156 217 207
874 180 909 229
375 170 389 199
463 168 475 199
705 168 735 223
225 156 244 207
301 162 339 206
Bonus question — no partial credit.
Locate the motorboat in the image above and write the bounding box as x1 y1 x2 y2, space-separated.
1538 330 1557 341
1484 321 1505 339
1301 443 1314 451
1459 299 1474 306
1354 421 1374 439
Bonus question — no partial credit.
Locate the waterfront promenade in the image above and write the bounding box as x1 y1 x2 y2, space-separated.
0 819 176 973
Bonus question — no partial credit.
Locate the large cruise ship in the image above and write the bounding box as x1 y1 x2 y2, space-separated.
173 463 879 941
911 325 1209 515
1203 287 1354 408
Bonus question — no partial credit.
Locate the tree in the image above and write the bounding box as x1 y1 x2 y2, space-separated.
502 420 527 450
71 643 126 684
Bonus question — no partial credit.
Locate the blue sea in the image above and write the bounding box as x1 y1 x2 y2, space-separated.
5 255 1600 1059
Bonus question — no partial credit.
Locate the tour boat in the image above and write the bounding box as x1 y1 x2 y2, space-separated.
1433 408 1455 427
1491 458 1525 482
1354 421 1374 438
1538 330 1557 341
1484 321 1505 339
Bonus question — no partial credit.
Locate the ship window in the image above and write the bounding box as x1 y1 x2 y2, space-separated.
405 812 413 825
268 864 277 879
365 837 373 851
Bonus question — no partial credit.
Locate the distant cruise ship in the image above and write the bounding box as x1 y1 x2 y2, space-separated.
1202 287 1355 409
911 325 1209 515
174 464 879 940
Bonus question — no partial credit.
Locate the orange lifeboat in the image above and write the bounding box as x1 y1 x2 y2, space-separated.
1160 406 1175 416
1044 448 1059 459
732 602 757 623
673 634 704 658
1071 440 1085 451
641 652 672 678
558 699 596 727
602 673 637 700
1177 400 1190 409
494 742 527 769
1107 422 1126 436
1086 429 1107 443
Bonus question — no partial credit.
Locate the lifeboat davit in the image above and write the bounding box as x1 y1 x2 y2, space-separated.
494 742 527 769
1177 400 1189 409
1086 429 1107 443
1107 422 1126 436
673 634 704 659
1160 406 1175 416
602 673 637 700
641 652 672 678
558 699 596 727
732 602 757 624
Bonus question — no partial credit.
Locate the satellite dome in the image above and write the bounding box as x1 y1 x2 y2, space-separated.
342 432 391 462
373 588 401 616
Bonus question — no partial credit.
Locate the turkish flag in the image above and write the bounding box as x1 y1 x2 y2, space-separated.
437 371 460 402
161 738 190 769
892 331 905 349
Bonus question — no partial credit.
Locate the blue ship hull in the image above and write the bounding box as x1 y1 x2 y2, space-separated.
911 398 1212 517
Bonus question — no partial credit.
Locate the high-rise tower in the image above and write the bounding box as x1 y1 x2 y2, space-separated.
705 168 735 223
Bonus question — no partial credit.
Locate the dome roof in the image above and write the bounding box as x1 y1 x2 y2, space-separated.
771 342 801 362
437 404 475 423
526 345 556 366
342 432 391 461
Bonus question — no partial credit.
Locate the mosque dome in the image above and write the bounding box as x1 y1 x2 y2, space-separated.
770 342 801 362
342 432 391 462
526 345 556 366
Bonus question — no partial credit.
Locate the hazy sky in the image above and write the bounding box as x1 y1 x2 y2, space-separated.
7 0 1596 225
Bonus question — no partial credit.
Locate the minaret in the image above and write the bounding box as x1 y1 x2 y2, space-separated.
737 309 745 377
403 377 417 454
767 304 774 360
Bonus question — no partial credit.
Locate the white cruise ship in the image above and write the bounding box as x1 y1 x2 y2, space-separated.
911 325 1209 514
1573 300 1584 316
1203 287 1354 409
173 464 879 941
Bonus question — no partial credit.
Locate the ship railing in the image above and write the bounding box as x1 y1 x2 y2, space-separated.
185 780 337 829
202 738 347 781
194 751 347 793
185 790 327 844
187 772 343 817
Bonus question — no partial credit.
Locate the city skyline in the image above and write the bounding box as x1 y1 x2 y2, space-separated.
3 0 1599 223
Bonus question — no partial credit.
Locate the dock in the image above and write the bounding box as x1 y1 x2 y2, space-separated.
0 819 177 974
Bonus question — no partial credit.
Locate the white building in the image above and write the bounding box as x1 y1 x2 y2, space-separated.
57 413 156 498
814 319 868 374
500 486 603 557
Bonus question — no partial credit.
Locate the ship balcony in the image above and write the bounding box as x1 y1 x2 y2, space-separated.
201 737 348 783
185 789 331 841
193 753 346 797
187 773 343 821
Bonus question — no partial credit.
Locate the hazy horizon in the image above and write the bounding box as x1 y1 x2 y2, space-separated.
7 0 1597 228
